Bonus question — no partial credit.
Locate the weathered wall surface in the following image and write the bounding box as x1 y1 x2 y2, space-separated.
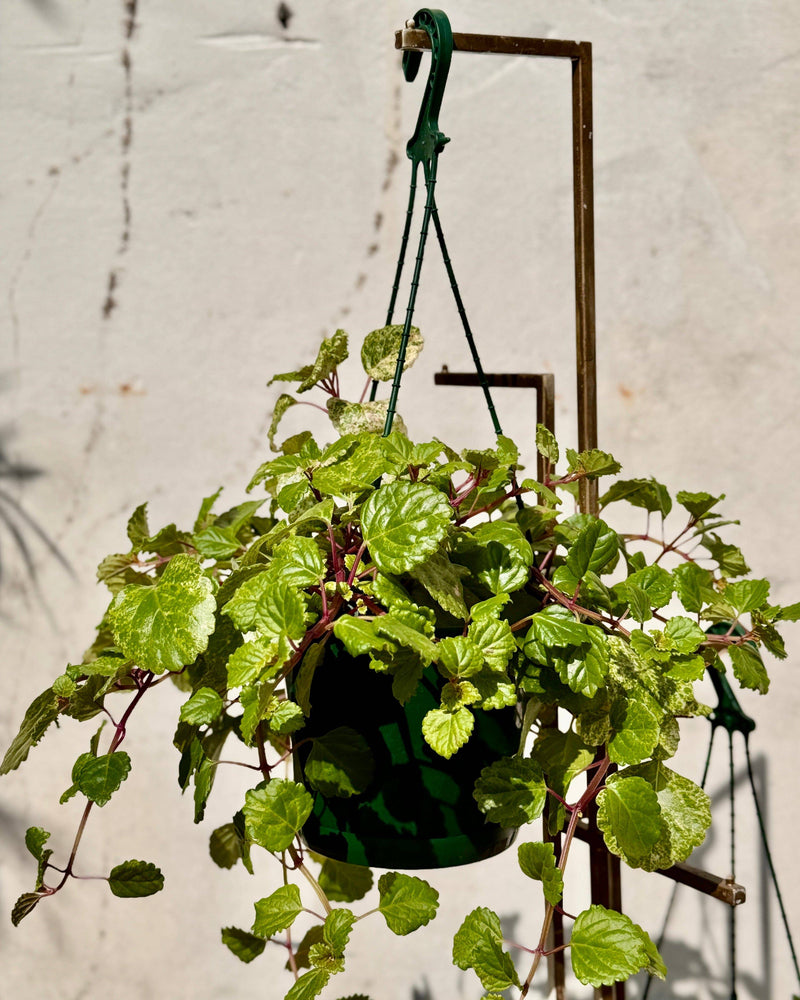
1 1 798 998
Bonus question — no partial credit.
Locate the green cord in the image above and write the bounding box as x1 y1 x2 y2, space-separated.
429 201 504 438
643 728 717 999
728 730 738 1000
383 156 440 435
370 160 420 404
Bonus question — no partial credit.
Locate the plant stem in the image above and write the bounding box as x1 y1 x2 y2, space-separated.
289 846 331 915
520 756 610 997
49 671 155 891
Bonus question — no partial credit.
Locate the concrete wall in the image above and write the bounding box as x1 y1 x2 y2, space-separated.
1 1 798 997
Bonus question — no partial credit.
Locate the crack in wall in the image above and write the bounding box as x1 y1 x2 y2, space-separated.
102 0 137 319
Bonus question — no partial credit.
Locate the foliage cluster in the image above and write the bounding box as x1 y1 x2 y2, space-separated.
4 326 795 998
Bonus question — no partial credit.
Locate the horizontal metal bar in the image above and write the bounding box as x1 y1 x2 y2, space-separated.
573 820 746 907
434 368 551 390
433 368 555 487
395 28 584 60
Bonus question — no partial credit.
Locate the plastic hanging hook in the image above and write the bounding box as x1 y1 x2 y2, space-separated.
403 9 453 165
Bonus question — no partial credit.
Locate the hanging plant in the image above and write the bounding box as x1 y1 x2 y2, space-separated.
3 328 795 998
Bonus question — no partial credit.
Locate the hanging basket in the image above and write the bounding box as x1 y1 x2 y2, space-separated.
293 637 519 869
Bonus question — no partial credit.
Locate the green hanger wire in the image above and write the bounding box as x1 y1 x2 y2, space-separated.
375 9 505 445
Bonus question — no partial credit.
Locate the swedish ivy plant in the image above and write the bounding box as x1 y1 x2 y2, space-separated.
4 324 796 998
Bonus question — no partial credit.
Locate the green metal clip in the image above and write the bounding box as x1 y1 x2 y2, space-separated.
706 623 756 736
403 9 453 166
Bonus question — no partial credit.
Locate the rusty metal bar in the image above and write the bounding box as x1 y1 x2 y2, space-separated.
433 369 555 481
395 27 583 59
573 819 746 906
571 43 599 515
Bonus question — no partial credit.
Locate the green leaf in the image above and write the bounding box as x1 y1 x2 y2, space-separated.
626 584 652 624
571 905 665 987
209 823 243 870
565 519 618 577
566 448 621 479
724 579 770 614
270 329 348 393
527 605 590 648
437 636 484 679
459 521 533 595
608 695 661 766
270 536 326 586
127 503 150 549
360 324 423 381
239 684 274 746
227 636 290 689
194 487 223 532
701 533 749 578
295 640 327 716
72 751 131 807
193 525 242 560
221 926 266 963
11 892 43 927
421 706 474 759
535 424 559 465
619 761 710 871
24 826 50 861
517 841 563 905
284 969 331 1000
269 393 299 451
531 728 594 802
554 630 609 698
289 925 325 972
25 827 52 889
270 700 306 734
332 618 386 658
361 482 452 575
317 858 373 903
676 490 723 520
473 757 546 826
80 655 128 678
108 860 165 898
673 563 715 614
596 776 663 865
377 872 439 935
180 687 223 725
728 643 769 694
223 574 307 641
304 727 375 798
1 686 61 774
253 884 303 938
452 907 521 992
109 554 216 674
623 565 674 610
321 907 356 955
326 399 407 438
664 616 705 654
600 479 672 517
409 548 468 619
468 617 515 672
244 779 314 852
375 613 437 664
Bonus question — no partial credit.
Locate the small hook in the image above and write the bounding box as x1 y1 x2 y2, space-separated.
402 8 453 165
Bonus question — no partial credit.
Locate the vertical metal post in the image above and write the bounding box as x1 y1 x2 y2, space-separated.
572 43 599 517
572 42 624 1000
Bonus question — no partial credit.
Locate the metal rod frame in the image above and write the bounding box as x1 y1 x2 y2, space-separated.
409 23 744 1000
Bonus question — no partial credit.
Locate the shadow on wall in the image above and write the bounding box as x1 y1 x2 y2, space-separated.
0 401 73 618
634 752 775 999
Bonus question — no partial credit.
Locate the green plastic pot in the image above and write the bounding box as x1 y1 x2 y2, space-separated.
293 637 519 869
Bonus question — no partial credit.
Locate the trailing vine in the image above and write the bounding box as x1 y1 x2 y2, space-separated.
3 326 795 997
